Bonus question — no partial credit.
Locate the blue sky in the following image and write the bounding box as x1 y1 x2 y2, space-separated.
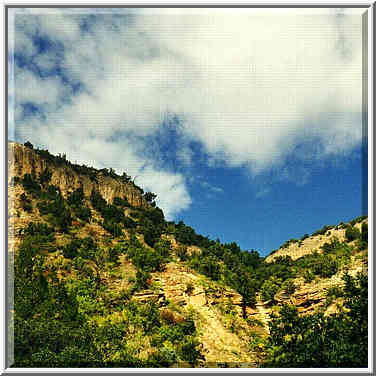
8 8 366 256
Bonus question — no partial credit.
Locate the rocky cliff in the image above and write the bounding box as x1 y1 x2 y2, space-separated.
8 141 149 208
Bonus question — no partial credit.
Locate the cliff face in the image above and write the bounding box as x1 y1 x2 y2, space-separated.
8 141 149 208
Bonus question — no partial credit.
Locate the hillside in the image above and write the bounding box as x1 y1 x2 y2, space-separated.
8 141 368 368
265 217 368 262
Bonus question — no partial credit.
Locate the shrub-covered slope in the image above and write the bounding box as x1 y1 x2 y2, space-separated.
9 141 368 368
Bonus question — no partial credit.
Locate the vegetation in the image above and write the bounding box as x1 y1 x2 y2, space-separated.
11 145 369 368
345 225 361 242
264 273 368 367
20 193 32 212
13 218 203 367
312 224 334 237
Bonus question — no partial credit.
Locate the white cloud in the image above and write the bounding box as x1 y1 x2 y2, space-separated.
201 181 224 195
11 8 364 217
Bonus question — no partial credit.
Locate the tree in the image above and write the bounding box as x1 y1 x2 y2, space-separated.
260 277 281 302
39 168 52 186
345 225 361 242
281 279 296 295
144 192 157 204
237 273 257 318
24 141 33 149
264 273 368 367
361 222 368 243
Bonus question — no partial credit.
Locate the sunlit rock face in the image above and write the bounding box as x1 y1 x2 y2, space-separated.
8 141 149 208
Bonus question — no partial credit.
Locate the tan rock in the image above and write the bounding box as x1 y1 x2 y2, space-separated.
8 141 149 208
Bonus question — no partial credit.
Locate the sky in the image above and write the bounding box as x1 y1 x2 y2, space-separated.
8 8 367 256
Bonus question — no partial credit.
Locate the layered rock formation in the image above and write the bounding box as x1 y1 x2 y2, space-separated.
8 141 149 208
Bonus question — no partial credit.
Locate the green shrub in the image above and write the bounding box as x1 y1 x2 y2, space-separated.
24 222 54 237
20 193 32 212
345 226 361 242
303 269 315 283
179 337 203 365
22 173 41 195
350 215 368 226
154 239 171 258
189 255 221 281
75 206 91 222
135 269 150 290
325 285 343 302
361 222 368 243
103 220 123 237
62 238 82 259
312 225 334 237
113 196 130 207
281 279 296 295
146 347 176 367
123 216 137 229
67 187 85 207
261 277 282 302
39 168 52 186
311 255 338 278
321 238 341 253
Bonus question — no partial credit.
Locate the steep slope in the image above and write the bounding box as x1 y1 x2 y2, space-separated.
9 141 265 368
9 141 368 368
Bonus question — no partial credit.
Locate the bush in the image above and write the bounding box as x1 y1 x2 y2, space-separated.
103 220 123 237
113 196 130 207
361 222 368 243
261 277 282 302
75 206 91 222
123 216 136 229
37 189 72 233
179 338 203 365
321 238 341 254
281 279 296 295
312 225 334 237
39 168 52 186
189 255 221 281
24 222 54 237
67 187 85 207
311 255 338 278
62 238 82 259
22 174 41 195
20 193 32 212
345 226 361 242
303 269 315 283
154 239 171 258
135 269 150 290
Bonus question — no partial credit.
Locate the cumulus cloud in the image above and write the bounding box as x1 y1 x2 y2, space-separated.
9 8 364 217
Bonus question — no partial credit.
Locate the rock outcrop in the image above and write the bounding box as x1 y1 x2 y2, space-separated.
8 141 149 208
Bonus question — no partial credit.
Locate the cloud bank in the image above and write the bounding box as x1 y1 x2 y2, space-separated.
10 8 364 218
